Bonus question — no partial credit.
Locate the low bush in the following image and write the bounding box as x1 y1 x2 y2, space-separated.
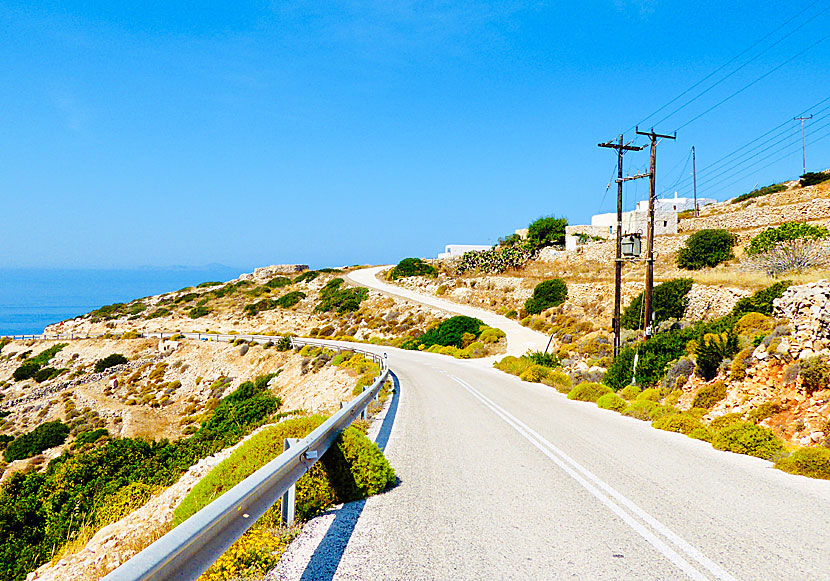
800 171 830 187
519 365 550 383
94 353 128 373
243 299 278 316
605 325 696 389
189 305 210 319
731 183 787 203
174 416 395 525
389 258 437 280
733 313 774 337
315 279 367 313
5 421 70 462
621 278 693 330
636 388 661 402
544 370 572 393
652 413 703 435
567 382 612 403
694 333 738 381
275 291 306 309
798 356 830 394
708 412 744 431
96 482 160 526
524 279 568 314
75 428 109 446
264 276 292 289
479 327 506 344
456 244 533 274
712 422 784 460
689 427 713 442
745 402 783 424
596 392 627 412
146 308 170 319
692 381 727 409
730 281 792 317
405 316 485 350
623 400 657 420
676 229 737 270
746 221 830 256
618 385 641 401
775 447 830 480
12 344 67 381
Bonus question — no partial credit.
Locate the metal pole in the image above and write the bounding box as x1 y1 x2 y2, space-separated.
692 146 698 217
795 115 812 176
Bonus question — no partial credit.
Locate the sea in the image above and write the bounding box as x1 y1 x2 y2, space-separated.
0 265 243 336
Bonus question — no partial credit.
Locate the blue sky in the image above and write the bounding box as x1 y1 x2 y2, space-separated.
1 1 828 270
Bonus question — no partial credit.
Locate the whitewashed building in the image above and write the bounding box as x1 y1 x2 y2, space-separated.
438 244 492 259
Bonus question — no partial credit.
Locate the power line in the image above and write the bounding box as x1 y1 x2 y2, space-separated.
674 31 830 132
624 0 827 134
670 98 830 191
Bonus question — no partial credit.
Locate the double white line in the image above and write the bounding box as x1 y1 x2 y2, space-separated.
449 375 738 581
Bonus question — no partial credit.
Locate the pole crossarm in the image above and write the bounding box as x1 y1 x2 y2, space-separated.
617 173 649 183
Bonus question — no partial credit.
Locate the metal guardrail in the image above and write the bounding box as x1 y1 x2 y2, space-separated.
88 337 390 581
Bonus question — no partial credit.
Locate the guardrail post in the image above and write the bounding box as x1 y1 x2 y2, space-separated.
281 438 300 525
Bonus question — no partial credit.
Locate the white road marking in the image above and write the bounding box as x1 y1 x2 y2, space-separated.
450 375 738 581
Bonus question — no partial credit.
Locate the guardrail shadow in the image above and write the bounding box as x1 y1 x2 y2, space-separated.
298 371 401 580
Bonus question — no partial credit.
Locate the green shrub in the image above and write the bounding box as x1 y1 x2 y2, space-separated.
456 244 533 274
712 422 784 460
264 276 292 289
800 171 830 187
526 216 567 250
692 381 727 409
146 308 170 319
189 305 210 319
275 291 306 309
12 344 68 381
174 416 395 525
623 400 657 420
75 428 109 445
479 327 506 344
406 316 484 349
677 229 737 270
519 365 550 383
775 447 830 479
746 221 830 256
197 281 223 288
733 313 774 337
694 332 738 381
732 183 787 203
619 385 641 401
636 388 661 402
243 299 278 316
12 363 40 381
745 402 783 424
544 370 572 393
567 382 612 403
689 427 713 442
596 393 627 412
798 356 830 394
730 281 793 317
5 421 70 462
652 413 703 435
708 412 744 431
621 278 693 330
389 258 437 280
605 325 696 389
315 279 368 313
524 279 568 314
96 482 160 526
94 353 128 373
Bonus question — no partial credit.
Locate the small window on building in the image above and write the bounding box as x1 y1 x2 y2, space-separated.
609 226 613 234
663 220 667 227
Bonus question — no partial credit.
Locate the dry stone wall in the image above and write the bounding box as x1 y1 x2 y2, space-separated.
773 280 830 360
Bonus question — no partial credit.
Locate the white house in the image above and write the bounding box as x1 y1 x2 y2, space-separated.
565 209 678 251
438 244 492 259
636 192 716 213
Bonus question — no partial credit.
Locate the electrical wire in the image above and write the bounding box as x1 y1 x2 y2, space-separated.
624 0 827 134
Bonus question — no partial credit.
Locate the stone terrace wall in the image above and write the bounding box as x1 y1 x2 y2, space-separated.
679 197 830 233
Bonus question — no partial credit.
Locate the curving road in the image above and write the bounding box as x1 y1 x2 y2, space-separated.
269 268 830 580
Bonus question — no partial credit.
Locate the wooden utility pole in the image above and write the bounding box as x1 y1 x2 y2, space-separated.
598 135 644 358
635 126 676 339
692 146 698 217
795 115 813 176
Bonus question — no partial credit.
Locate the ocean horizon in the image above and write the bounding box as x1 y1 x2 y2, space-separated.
0 265 243 336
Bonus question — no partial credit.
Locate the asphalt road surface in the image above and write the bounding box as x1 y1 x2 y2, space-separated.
273 267 830 580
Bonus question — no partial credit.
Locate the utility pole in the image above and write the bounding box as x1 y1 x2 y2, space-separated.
635 126 676 339
598 135 644 358
795 115 812 176
692 146 698 217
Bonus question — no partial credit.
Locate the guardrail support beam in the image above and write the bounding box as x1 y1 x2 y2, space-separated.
281 438 300 525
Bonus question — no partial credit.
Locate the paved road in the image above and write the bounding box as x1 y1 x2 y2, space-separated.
273 268 830 580
347 266 548 357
